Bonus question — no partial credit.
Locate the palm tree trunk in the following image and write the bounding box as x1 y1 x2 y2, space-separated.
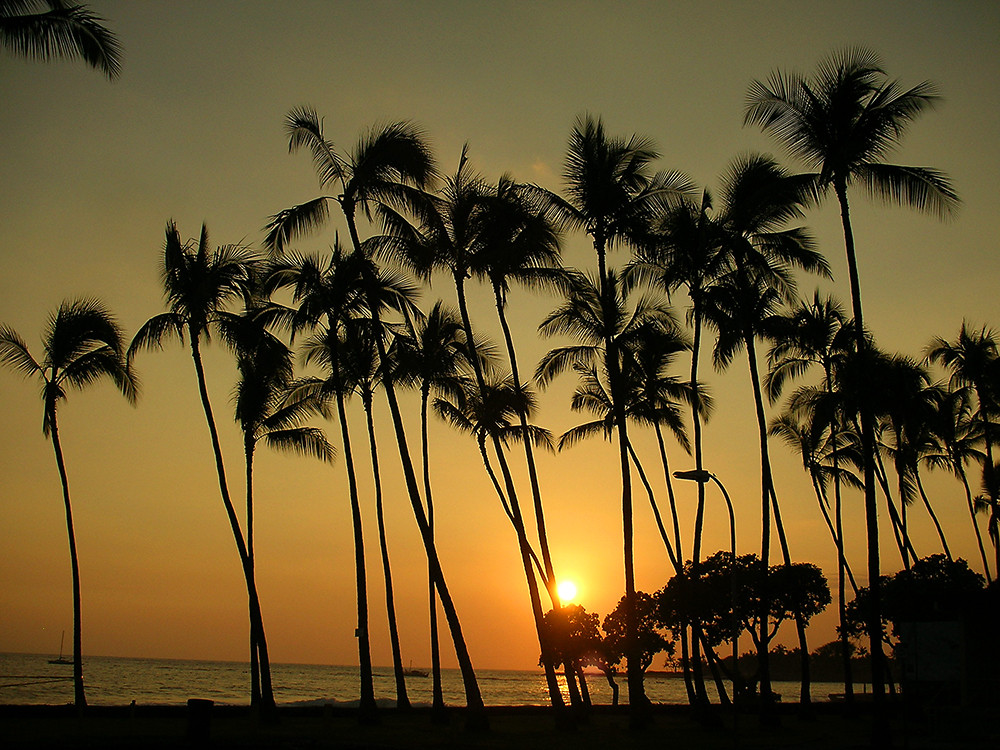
627 441 679 570
333 383 377 720
419 386 445 715
245 443 262 708
454 274 565 711
49 410 87 712
914 469 952 559
363 396 410 709
743 336 774 715
344 211 486 728
834 180 886 709
827 416 855 704
188 335 275 712
957 462 992 581
594 237 647 719
494 285 559 596
687 299 711 706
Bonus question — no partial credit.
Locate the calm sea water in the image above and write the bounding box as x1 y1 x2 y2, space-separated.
0 652 843 707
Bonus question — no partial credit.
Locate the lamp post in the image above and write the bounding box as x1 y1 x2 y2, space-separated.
674 469 740 708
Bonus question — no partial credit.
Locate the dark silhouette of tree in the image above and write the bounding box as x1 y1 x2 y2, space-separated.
633 190 724 704
538 115 692 720
231 309 334 708
473 175 568 617
265 110 487 726
265 245 420 720
129 222 277 712
397 149 566 711
927 324 999 576
702 153 828 706
392 300 470 713
0 0 121 78
1 298 137 711
746 47 960 707
602 592 673 675
339 319 411 709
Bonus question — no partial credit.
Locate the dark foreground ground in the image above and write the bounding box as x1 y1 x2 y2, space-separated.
1 702 996 749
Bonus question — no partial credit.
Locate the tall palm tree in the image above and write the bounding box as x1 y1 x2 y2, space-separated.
264 245 417 720
1 0 121 78
338 319 411 708
231 311 334 708
265 109 488 725
391 300 471 713
745 47 960 704
1 298 136 711
395 149 567 710
544 116 691 717
473 176 567 612
705 153 828 707
128 221 275 711
632 190 723 704
766 292 858 700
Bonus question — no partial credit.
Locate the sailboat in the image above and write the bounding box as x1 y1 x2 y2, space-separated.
402 660 428 678
48 631 71 665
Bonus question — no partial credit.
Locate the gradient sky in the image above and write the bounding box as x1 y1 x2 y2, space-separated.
2 0 998 673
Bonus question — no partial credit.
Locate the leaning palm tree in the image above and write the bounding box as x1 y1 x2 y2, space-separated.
393 149 567 710
264 245 414 720
265 109 488 725
473 176 568 608
0 0 121 78
706 153 828 707
128 221 275 711
1 299 137 711
543 116 692 717
231 310 335 708
338 319 411 709
745 47 960 704
391 300 471 713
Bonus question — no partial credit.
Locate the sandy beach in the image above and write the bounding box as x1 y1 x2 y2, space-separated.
2 703 997 749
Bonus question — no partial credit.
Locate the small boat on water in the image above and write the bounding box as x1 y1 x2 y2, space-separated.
48 631 72 665
403 661 428 677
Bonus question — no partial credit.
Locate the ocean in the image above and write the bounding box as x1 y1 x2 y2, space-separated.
0 653 844 707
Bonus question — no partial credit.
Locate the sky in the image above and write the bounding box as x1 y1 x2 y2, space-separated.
2 0 999 675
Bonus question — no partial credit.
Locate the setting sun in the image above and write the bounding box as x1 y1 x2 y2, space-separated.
556 580 578 603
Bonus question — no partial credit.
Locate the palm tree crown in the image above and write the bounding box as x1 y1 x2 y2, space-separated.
1 0 121 78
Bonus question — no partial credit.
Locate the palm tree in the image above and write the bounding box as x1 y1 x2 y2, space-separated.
766 292 858 700
927 324 999 568
704 153 828 707
265 109 488 725
538 264 688 712
632 190 723 704
473 176 567 612
471 176 565 610
391 300 471 713
1 298 136 711
924 385 990 580
264 245 416 720
128 221 275 710
394 149 568 710
231 310 334 708
745 47 960 704
338 319 411 708
544 115 691 717
0 0 121 78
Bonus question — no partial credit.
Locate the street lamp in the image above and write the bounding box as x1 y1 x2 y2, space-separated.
674 469 740 708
